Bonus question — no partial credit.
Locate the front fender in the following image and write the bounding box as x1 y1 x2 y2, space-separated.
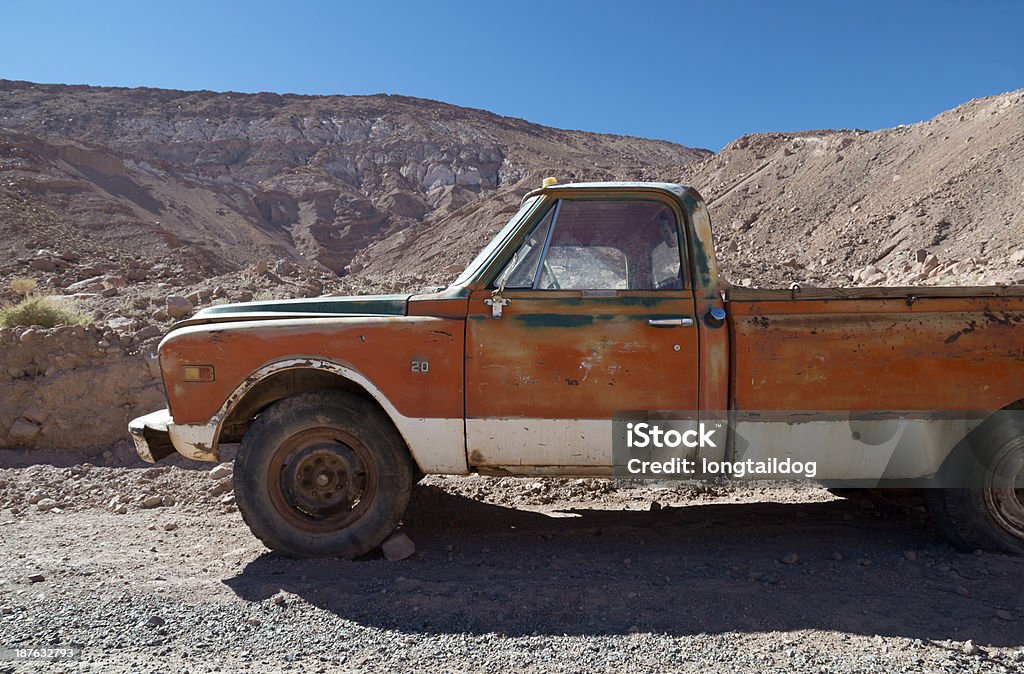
157 316 467 473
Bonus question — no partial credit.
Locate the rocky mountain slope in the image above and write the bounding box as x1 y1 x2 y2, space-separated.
0 79 708 282
1 81 1023 451
684 90 1024 288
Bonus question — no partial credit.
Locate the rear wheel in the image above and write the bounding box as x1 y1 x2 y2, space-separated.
233 390 414 558
928 414 1024 555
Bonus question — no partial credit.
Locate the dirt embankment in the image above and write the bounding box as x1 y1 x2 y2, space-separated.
0 326 163 450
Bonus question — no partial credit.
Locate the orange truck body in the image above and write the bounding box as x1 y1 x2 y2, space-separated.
129 182 1024 486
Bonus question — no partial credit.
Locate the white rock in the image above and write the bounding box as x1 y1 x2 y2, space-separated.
36 498 58 512
209 464 233 480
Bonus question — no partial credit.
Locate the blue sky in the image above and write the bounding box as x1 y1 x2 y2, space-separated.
2 0 1021 150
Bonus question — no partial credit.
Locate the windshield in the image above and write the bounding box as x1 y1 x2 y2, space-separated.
450 196 541 287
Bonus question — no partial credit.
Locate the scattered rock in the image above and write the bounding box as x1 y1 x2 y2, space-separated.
165 296 194 319
136 326 162 340
27 574 45 583
996 609 1013 621
8 418 42 443
209 464 233 480
141 495 164 509
35 498 58 512
29 257 57 272
381 533 416 561
781 553 799 565
210 479 233 496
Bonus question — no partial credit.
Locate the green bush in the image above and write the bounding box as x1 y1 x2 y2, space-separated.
0 295 88 328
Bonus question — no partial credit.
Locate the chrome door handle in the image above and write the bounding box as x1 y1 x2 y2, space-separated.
647 317 694 327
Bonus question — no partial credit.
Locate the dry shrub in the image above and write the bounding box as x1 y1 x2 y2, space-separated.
9 278 38 295
0 295 88 328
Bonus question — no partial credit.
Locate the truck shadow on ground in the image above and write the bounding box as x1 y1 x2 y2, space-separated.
224 486 1023 646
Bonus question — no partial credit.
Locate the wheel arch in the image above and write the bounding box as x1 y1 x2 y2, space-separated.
217 359 432 474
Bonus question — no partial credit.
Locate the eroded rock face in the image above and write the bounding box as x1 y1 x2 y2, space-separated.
0 81 709 279
0 327 165 450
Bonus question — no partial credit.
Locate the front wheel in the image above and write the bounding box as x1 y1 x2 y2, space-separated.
233 390 414 558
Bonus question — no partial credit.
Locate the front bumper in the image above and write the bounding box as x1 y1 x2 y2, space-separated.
129 409 219 463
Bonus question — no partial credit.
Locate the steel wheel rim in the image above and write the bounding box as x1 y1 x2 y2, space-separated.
267 427 376 534
983 438 1024 539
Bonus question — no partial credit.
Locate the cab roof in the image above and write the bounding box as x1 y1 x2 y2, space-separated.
523 181 702 202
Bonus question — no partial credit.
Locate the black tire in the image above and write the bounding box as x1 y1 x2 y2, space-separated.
927 412 1024 555
233 390 414 558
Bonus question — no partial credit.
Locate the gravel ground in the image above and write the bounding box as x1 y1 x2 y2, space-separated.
0 454 1022 673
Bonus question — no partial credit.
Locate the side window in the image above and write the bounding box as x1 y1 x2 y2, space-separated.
539 200 683 290
494 205 556 289
492 199 685 290
650 211 683 290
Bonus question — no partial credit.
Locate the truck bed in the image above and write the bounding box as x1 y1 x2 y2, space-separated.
726 285 1024 413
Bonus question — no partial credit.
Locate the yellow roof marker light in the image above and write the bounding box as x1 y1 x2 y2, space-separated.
542 176 558 188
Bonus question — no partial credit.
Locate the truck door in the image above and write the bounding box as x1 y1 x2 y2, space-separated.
465 196 699 471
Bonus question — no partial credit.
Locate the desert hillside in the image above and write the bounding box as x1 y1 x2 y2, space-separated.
0 81 1022 450
686 90 1024 288
0 79 707 282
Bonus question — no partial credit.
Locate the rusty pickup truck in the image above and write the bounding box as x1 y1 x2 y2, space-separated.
130 181 1024 558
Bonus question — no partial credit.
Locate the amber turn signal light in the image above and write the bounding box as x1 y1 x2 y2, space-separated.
180 365 215 382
